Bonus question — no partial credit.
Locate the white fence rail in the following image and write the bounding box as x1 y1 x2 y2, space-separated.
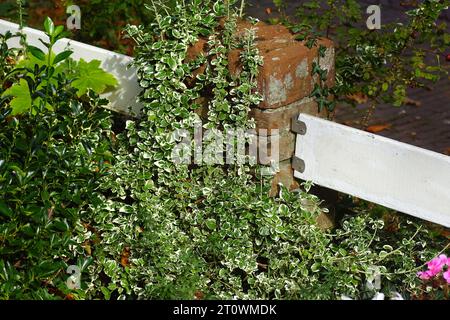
0 19 141 114
293 113 450 228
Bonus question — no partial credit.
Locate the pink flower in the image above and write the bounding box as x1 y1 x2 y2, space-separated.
417 254 449 281
417 270 433 280
444 270 450 284
426 254 447 277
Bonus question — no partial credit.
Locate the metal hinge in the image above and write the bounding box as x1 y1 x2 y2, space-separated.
291 116 307 135
292 115 306 173
292 156 305 173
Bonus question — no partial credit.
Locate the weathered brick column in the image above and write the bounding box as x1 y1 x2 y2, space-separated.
186 21 337 228
230 21 335 198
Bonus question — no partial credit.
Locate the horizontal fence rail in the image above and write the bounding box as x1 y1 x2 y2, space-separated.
293 113 450 228
0 19 141 114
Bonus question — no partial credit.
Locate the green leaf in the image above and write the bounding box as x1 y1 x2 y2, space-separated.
311 262 321 272
71 59 118 97
2 79 32 115
0 202 13 218
53 25 65 39
53 50 73 65
205 218 217 230
101 287 111 300
28 45 46 61
162 56 178 71
212 2 224 15
44 17 55 36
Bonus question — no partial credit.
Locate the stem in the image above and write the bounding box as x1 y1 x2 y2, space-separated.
44 43 54 109
17 0 23 28
150 0 164 40
239 0 245 18
362 103 376 130
16 0 26 48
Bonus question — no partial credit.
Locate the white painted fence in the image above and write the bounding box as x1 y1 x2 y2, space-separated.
293 113 450 228
0 19 141 114
2 19 449 228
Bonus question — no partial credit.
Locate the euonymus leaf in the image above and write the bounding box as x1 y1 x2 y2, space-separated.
161 56 178 71
311 262 321 272
28 45 46 61
71 59 118 97
2 78 32 115
205 218 217 230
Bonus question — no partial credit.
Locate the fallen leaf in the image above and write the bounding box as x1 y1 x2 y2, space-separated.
120 247 131 267
346 92 368 104
257 262 268 270
445 147 450 156
343 121 355 126
440 228 450 238
194 291 204 300
6 56 15 65
265 8 272 15
366 124 392 133
83 241 92 256
404 97 422 107
47 207 54 220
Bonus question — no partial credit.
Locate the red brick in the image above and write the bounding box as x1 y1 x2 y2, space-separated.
269 159 300 197
185 38 208 86
249 99 321 131
256 38 335 109
235 20 294 41
228 22 335 110
257 129 295 163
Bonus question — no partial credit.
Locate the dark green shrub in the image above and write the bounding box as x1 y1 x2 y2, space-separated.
0 19 115 299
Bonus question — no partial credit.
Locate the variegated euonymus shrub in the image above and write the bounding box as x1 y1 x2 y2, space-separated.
1 2 447 301
69 1 448 300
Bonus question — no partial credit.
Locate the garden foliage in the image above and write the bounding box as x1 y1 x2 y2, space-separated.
0 18 116 299
0 2 448 300
275 0 450 108
71 1 447 300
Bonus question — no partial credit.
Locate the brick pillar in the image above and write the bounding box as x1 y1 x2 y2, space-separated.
187 21 337 228
230 22 335 193
230 22 337 229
